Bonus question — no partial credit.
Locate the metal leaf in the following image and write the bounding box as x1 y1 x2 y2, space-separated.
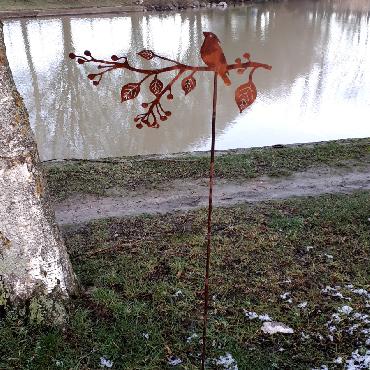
149 77 163 96
235 80 257 113
138 50 154 60
181 76 196 95
121 83 140 102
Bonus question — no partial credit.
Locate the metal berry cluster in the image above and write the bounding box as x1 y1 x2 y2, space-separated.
69 47 271 129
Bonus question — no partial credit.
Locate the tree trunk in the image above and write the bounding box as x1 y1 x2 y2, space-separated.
0 21 77 306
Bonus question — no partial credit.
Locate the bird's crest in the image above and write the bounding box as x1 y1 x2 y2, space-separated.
203 31 220 43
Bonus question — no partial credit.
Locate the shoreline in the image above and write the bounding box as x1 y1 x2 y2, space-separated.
0 0 268 20
45 137 370 225
42 137 370 165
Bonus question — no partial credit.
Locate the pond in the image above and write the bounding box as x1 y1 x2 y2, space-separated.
4 0 370 160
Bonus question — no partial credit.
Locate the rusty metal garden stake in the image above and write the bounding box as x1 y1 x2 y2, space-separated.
201 72 218 370
70 32 271 368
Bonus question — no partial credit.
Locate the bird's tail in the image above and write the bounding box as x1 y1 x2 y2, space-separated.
220 72 231 86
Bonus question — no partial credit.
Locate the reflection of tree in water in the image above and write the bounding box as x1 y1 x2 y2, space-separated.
19 18 110 159
21 21 42 144
46 18 115 159
9 1 370 159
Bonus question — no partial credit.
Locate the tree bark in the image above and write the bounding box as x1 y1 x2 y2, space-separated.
0 21 77 305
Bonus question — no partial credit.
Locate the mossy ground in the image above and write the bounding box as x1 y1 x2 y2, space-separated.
1 191 369 369
45 138 370 202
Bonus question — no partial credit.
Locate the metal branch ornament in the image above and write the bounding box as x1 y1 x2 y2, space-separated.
70 31 271 369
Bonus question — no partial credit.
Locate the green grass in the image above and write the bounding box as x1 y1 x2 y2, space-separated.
0 0 135 12
0 0 208 12
44 138 370 201
1 191 369 369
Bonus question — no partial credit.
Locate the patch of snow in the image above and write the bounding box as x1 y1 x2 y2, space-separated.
174 290 183 297
353 313 369 322
142 333 149 339
298 301 308 308
351 288 370 300
324 254 333 260
186 333 199 343
168 356 182 366
347 324 360 335
280 292 291 300
215 353 238 370
338 305 353 315
244 311 258 319
217 1 228 7
322 286 336 294
331 313 341 322
345 349 370 370
261 321 294 335
312 365 328 370
306 246 314 251
321 286 350 300
334 292 346 299
243 310 272 321
334 356 343 364
100 357 113 368
301 332 310 340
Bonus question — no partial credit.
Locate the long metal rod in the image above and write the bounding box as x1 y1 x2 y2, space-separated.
201 72 218 370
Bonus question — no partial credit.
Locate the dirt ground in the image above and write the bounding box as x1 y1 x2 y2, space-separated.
55 160 370 225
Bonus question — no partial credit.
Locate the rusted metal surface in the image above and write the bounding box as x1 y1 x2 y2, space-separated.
71 31 271 369
202 71 218 370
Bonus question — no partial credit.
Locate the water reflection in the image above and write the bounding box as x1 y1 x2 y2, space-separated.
4 0 370 160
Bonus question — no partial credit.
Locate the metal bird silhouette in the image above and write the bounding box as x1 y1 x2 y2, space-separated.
201 31 231 86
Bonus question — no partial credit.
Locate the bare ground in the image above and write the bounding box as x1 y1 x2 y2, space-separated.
54 161 370 225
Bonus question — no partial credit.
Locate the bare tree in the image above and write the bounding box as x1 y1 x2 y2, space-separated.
0 21 76 313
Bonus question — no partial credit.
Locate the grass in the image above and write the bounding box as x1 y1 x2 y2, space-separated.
1 191 369 369
0 0 136 12
44 138 370 201
0 0 220 12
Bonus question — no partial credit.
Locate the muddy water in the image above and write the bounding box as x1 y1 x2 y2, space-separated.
4 0 370 160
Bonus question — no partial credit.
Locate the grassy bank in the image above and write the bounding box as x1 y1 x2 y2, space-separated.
0 0 250 15
45 138 370 201
1 191 369 369
1 0 132 11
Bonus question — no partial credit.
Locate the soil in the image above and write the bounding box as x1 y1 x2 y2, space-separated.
54 161 370 225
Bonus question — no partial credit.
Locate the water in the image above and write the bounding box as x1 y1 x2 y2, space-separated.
4 0 370 160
